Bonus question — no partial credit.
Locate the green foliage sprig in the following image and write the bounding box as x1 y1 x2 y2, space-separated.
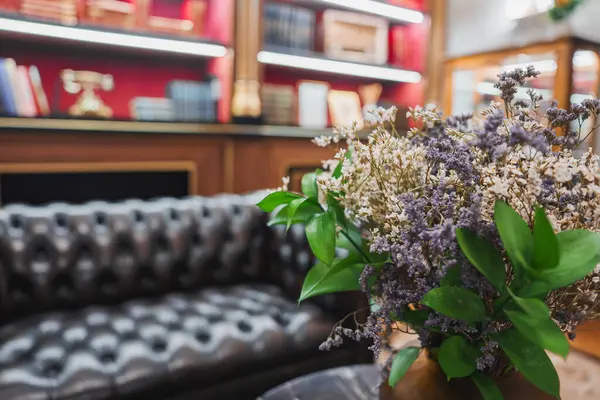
259 180 600 399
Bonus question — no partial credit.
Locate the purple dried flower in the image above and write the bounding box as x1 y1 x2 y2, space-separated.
494 66 540 104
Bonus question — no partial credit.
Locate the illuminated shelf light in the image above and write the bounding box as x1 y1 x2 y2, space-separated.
0 17 228 58
257 51 422 83
316 0 424 23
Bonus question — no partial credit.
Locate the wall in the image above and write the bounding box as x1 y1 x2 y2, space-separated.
446 0 600 58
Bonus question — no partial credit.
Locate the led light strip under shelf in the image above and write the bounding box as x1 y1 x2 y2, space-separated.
314 0 424 23
0 17 228 58
258 51 422 83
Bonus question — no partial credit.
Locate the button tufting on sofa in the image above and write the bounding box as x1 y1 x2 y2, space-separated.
0 193 366 399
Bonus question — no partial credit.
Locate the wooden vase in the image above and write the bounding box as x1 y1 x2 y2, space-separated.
379 351 556 400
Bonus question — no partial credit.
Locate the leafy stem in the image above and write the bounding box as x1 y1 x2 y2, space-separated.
340 229 372 264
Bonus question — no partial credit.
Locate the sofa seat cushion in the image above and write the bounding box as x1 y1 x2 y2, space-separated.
0 284 334 400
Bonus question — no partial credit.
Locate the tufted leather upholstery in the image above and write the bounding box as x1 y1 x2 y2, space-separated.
0 284 332 399
0 193 365 399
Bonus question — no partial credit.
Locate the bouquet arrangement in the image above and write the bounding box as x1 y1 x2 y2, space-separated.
257 66 600 399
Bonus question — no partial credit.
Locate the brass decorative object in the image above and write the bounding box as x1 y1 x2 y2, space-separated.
61 69 114 118
232 80 261 118
359 83 383 124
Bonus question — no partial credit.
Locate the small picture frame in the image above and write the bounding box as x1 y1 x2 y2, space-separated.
328 90 364 129
297 80 330 129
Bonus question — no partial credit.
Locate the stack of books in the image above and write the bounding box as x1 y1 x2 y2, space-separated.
261 84 295 126
263 3 315 51
20 0 78 25
0 58 50 117
166 79 218 122
130 97 176 122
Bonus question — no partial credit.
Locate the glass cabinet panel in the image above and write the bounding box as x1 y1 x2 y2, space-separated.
451 52 557 117
571 50 600 155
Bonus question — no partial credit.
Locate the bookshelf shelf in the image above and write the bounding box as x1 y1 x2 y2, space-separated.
282 0 425 24
0 14 229 58
258 48 422 83
0 117 354 138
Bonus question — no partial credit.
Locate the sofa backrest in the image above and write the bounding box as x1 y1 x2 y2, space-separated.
0 193 272 321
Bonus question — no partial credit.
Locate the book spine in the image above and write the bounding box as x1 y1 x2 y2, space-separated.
28 65 50 116
4 59 25 116
0 59 18 116
16 66 38 117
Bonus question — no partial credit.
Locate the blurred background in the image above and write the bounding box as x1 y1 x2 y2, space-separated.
0 1 600 399
2 0 600 204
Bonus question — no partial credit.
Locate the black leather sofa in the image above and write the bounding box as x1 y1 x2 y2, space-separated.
0 193 369 400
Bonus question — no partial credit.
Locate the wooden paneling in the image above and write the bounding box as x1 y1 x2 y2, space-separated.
571 321 600 359
0 131 225 195
0 128 342 197
232 137 337 193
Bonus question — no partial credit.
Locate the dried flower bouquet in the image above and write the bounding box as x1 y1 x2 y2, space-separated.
257 66 600 399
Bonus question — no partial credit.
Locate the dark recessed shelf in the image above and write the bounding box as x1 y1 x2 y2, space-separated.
258 46 422 83
0 13 228 59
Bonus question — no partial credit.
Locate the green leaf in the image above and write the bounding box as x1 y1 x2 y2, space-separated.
332 147 353 179
257 191 303 212
327 195 350 231
440 265 462 287
389 347 421 387
332 159 343 179
267 201 322 227
301 173 319 199
507 289 550 317
496 328 560 397
398 308 430 327
493 201 533 277
519 229 600 297
305 209 337 266
504 309 569 357
532 207 559 270
471 372 503 400
298 257 364 302
421 287 488 323
267 205 290 227
456 228 506 292
286 198 309 231
438 336 480 378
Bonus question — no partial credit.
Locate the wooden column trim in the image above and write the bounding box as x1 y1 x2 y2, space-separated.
223 139 235 192
554 40 575 110
231 0 262 118
425 0 446 106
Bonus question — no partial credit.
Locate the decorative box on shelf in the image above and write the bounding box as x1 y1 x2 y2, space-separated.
322 9 388 65
135 0 206 37
20 0 78 25
85 0 135 29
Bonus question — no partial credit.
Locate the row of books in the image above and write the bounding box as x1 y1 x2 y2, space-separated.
130 78 219 122
263 3 315 51
1 0 208 38
0 58 50 117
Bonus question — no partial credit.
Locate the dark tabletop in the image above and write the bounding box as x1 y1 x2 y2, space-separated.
257 364 380 400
